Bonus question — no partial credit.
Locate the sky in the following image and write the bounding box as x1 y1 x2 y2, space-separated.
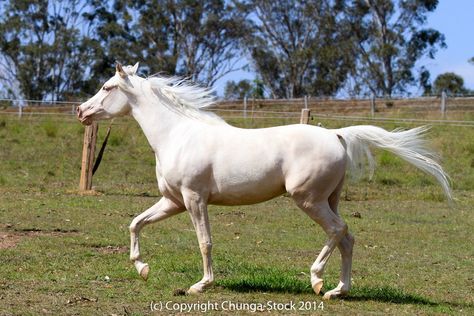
214 0 474 96
422 0 474 90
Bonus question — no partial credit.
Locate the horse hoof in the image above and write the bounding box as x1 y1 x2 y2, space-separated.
140 264 149 280
186 286 202 295
322 291 335 300
312 280 324 295
323 289 347 300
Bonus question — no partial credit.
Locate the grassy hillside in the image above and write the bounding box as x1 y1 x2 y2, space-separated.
0 114 473 315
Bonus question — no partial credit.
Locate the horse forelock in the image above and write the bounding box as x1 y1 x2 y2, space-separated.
145 75 225 124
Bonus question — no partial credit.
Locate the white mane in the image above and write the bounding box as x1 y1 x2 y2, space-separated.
146 75 226 125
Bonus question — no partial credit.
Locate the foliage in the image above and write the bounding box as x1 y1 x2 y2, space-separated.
432 72 468 96
0 0 103 101
224 79 265 100
0 0 447 100
88 0 250 86
347 0 446 97
244 0 355 98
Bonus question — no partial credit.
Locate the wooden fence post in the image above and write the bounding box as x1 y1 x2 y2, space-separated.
300 108 311 124
441 91 447 117
370 94 376 118
79 122 98 191
243 96 247 119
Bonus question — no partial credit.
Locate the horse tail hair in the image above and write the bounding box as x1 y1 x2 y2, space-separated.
334 125 452 201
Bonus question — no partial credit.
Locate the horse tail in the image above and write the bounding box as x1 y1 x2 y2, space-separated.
334 125 452 201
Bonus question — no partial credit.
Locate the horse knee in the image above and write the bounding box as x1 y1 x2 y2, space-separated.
129 217 143 234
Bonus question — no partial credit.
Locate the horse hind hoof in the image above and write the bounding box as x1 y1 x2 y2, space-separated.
323 289 348 300
186 287 202 295
312 280 324 295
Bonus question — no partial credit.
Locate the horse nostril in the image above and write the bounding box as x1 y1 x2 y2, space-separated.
76 106 82 117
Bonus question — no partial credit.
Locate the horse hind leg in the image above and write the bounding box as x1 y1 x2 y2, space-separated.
293 197 348 296
324 178 355 299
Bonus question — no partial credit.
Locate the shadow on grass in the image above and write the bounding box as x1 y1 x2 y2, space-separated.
218 275 439 306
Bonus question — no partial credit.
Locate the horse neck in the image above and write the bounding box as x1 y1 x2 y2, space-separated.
130 93 191 152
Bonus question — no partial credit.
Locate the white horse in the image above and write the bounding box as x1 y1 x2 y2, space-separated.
77 63 451 299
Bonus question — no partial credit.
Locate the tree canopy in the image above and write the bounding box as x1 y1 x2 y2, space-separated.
0 0 448 101
347 0 446 97
432 72 468 96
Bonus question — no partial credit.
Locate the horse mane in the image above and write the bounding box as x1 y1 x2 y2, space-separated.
146 75 226 125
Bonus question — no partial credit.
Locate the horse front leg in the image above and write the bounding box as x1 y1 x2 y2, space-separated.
183 191 214 294
129 197 185 280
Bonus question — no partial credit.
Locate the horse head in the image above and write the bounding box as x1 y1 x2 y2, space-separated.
77 62 140 125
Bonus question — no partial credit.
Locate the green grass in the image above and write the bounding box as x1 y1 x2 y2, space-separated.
0 114 473 315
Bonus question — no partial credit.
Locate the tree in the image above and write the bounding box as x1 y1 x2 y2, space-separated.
0 0 101 101
224 78 265 100
89 0 250 86
433 72 468 96
245 0 355 98
348 0 446 97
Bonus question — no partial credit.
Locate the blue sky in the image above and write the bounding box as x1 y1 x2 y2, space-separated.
422 0 474 89
215 0 474 96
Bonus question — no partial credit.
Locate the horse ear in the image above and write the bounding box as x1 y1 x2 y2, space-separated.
131 62 139 75
116 62 127 79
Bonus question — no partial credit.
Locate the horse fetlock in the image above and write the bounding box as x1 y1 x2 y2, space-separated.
187 278 213 295
322 282 350 300
129 252 140 262
310 262 324 276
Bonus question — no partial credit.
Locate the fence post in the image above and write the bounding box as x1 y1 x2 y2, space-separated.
18 104 22 118
79 122 98 191
441 91 447 117
304 95 308 109
243 96 247 119
300 108 311 124
370 94 376 118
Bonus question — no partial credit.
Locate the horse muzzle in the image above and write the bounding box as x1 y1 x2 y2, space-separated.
76 105 93 126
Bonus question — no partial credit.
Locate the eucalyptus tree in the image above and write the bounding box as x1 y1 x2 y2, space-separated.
0 0 101 101
245 0 355 99
90 0 250 87
433 72 468 96
347 0 445 97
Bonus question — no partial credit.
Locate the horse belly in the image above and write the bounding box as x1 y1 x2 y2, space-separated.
208 165 285 206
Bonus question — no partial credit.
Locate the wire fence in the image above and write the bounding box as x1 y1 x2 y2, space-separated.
1 95 474 127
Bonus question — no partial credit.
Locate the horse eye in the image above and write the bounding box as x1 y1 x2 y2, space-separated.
103 85 116 92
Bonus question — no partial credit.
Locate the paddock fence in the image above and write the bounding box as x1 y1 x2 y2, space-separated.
2 95 474 191
1 95 474 127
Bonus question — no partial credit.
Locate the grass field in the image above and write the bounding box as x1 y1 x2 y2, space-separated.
0 112 473 315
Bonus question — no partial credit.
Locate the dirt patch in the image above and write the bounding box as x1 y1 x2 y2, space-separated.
0 232 22 249
94 245 128 254
0 226 80 250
